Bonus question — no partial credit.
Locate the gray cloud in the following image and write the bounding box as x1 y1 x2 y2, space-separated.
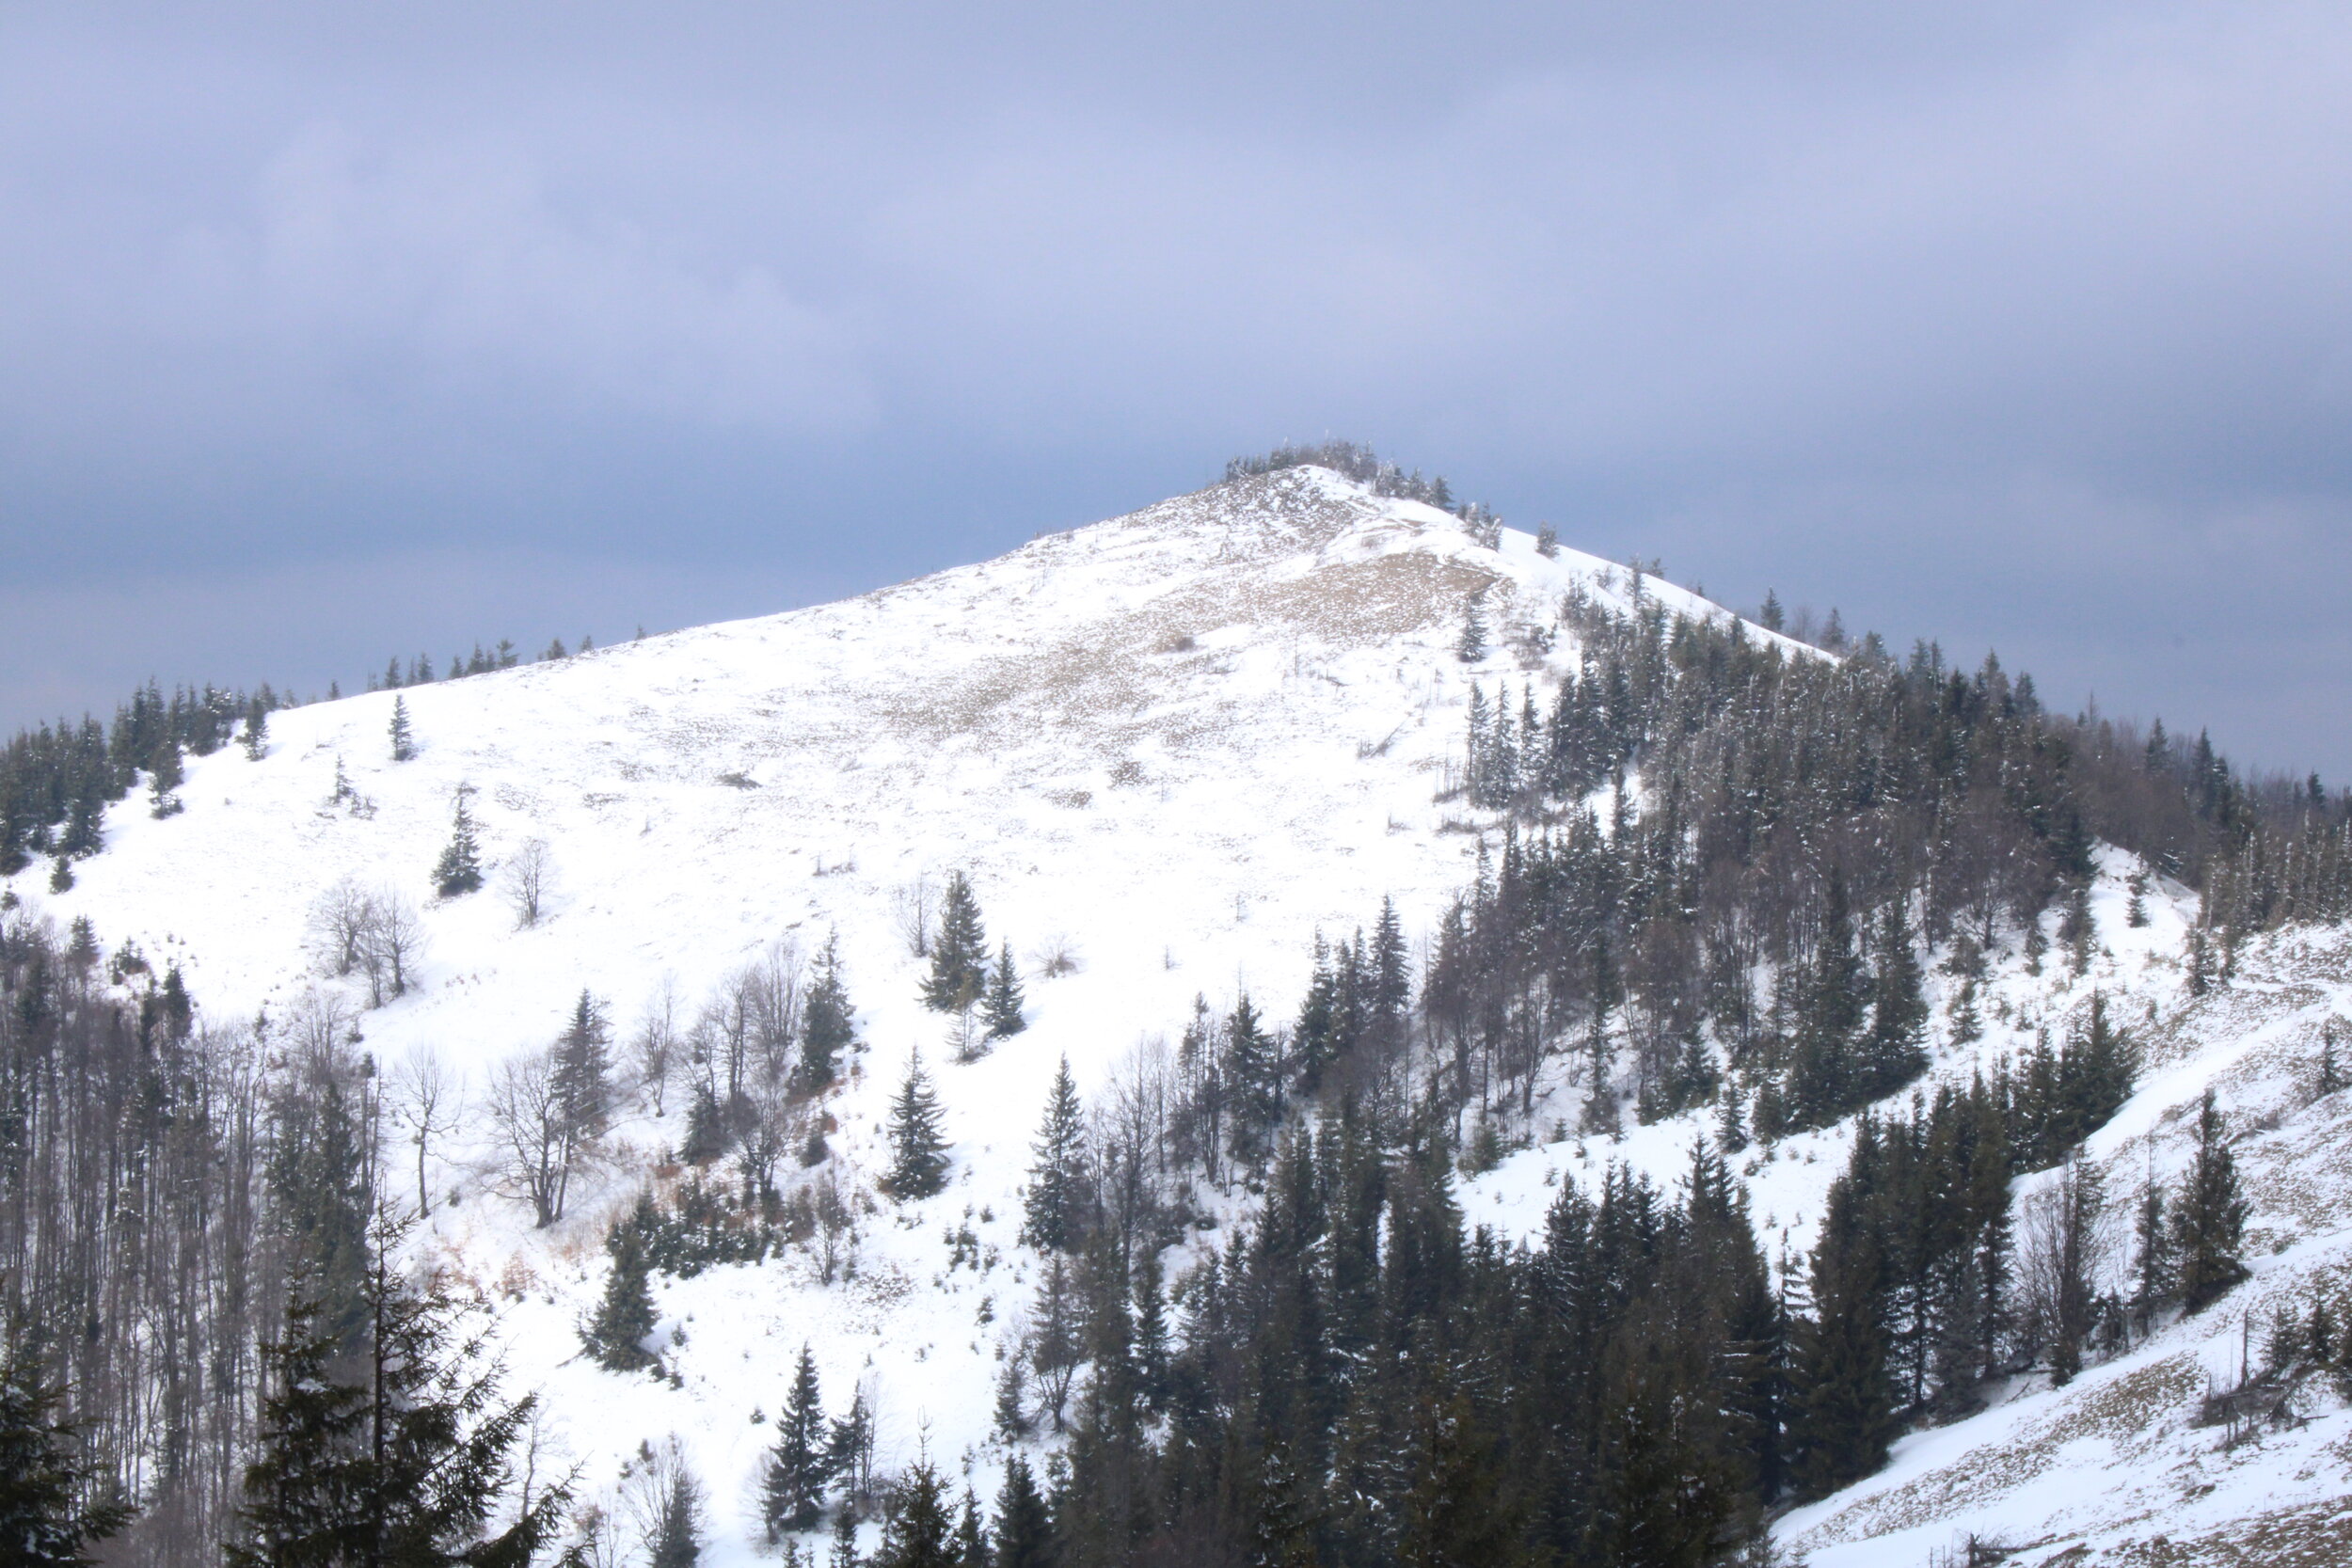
2 1 2347 774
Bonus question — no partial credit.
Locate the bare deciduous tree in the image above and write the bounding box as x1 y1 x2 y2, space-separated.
392 1047 463 1216
309 879 376 977
2020 1154 2116 1385
892 876 933 958
485 1050 584 1227
503 837 553 928
359 888 427 1006
812 1169 855 1285
632 974 683 1117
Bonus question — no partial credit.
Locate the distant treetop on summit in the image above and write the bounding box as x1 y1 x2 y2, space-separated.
1222 440 1488 523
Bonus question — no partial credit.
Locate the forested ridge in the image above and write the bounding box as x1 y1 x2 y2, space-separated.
2 473 2348 1566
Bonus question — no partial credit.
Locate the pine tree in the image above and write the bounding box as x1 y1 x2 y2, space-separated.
953 1489 989 1568
2172 1089 2249 1312
828 1390 874 1509
147 740 184 818
885 1050 950 1200
831 1509 864 1568
1863 899 1928 1098
991 1454 1052 1568
1021 1058 1089 1252
920 871 990 1013
1455 591 1489 663
982 943 1026 1038
389 696 416 762
873 1460 956 1568
552 990 612 1143
0 1341 134 1567
2318 1023 2344 1101
802 934 857 1087
229 1216 573 1568
2129 1173 2173 1333
764 1345 834 1537
432 788 484 897
648 1458 706 1568
1789 1164 1896 1499
582 1225 658 1372
244 699 271 760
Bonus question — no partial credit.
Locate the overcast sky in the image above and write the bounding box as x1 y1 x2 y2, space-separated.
3 2 2347 776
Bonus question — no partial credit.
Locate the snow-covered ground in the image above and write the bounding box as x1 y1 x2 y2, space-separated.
10 466 2345 1564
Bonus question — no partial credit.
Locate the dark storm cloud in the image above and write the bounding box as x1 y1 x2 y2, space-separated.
2 1 2347 774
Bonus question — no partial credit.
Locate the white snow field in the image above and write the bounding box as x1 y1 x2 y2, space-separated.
9 466 2347 1564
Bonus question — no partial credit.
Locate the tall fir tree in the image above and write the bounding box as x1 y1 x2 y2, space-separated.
921 872 989 1012
648 1457 706 1568
991 1454 1052 1568
764 1345 834 1537
2172 1089 2249 1311
884 1050 950 1200
228 1216 573 1568
801 934 857 1087
552 990 613 1143
389 695 417 762
982 943 1027 1038
0 1341 134 1567
873 1460 956 1568
432 788 484 897
1863 899 1929 1098
1021 1057 1089 1252
582 1223 658 1372
1455 591 1489 663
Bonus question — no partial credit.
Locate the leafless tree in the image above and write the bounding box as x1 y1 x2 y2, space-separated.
812 1170 856 1284
309 878 376 977
892 876 933 958
358 888 427 1006
391 1047 463 1216
2020 1154 2116 1385
502 836 553 928
632 975 683 1117
281 988 357 1075
485 1050 583 1227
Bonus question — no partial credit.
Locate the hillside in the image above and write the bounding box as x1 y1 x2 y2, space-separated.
7 465 2347 1566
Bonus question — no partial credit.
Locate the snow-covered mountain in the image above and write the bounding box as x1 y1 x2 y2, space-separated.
14 466 2348 1566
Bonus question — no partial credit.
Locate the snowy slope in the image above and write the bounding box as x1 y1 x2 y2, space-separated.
9 467 1750 1559
10 465 2345 1564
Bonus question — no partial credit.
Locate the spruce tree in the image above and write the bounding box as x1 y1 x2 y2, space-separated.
801 935 857 1087
921 873 989 1012
1789 1164 1896 1499
648 1459 706 1568
147 740 184 818
244 699 270 760
828 1390 874 1509
873 1460 956 1568
389 696 416 762
2172 1089 2249 1311
884 1050 950 1200
1021 1058 1089 1252
991 1454 1052 1568
0 1342 133 1567
982 943 1026 1039
229 1219 573 1568
1863 900 1928 1098
582 1225 658 1372
432 789 484 897
763 1345 834 1537
1455 591 1488 662
953 1489 989 1568
552 990 612 1143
